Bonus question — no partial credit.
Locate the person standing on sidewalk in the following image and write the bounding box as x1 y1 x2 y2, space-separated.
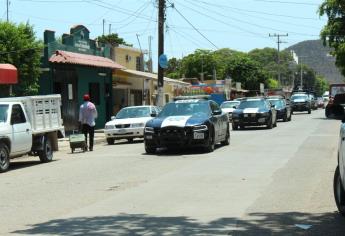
79 94 98 151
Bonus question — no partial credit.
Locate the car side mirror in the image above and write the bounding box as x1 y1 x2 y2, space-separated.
213 110 222 115
150 113 157 117
233 106 237 109
111 116 116 120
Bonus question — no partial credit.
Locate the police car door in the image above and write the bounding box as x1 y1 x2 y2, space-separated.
210 101 222 142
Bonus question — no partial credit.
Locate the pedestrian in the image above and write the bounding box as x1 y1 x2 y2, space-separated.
79 94 98 151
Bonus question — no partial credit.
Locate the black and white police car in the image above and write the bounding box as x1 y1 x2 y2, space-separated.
144 96 230 153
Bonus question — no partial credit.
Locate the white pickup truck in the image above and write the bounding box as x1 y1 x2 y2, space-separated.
0 94 65 172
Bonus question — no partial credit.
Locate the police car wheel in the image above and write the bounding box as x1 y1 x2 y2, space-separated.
145 145 156 154
205 129 215 153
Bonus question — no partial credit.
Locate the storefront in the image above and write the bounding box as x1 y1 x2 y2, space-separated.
112 69 191 112
39 25 124 131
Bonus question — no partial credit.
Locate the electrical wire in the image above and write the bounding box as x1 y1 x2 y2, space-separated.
170 3 218 49
182 0 319 37
191 0 323 21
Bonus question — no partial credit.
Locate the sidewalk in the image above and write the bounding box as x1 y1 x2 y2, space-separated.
58 129 106 150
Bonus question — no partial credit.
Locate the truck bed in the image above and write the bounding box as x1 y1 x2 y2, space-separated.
0 94 64 135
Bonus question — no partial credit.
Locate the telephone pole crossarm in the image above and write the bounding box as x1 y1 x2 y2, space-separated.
269 33 288 87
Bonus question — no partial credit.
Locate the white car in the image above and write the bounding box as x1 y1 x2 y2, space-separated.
334 119 345 215
220 100 240 121
104 106 161 144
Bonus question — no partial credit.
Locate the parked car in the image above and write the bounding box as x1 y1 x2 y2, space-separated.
104 105 161 144
220 100 241 121
325 84 345 118
308 94 318 110
290 93 311 114
333 118 345 215
144 97 230 154
232 97 277 130
267 97 292 122
317 97 325 109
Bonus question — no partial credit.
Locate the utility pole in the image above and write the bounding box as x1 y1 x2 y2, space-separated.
269 33 288 86
157 0 165 107
6 0 9 22
102 19 105 35
148 35 153 73
109 24 111 34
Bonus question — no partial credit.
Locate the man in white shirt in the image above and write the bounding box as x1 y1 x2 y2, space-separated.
79 94 98 151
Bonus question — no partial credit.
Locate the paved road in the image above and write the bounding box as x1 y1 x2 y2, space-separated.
1 109 344 235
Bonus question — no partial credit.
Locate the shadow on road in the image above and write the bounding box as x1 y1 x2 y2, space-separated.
9 160 53 171
12 211 345 235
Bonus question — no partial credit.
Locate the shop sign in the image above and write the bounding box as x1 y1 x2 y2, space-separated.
75 40 90 52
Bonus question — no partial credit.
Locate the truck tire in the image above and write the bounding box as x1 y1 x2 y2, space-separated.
0 143 10 173
107 138 115 145
39 136 53 163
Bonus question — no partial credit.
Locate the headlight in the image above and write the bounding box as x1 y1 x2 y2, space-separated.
193 125 208 131
105 125 114 129
144 127 154 133
132 123 145 128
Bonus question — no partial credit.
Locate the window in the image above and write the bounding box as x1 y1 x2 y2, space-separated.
136 56 142 71
89 83 100 105
11 104 26 124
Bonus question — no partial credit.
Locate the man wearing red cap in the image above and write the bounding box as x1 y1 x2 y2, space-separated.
79 94 98 151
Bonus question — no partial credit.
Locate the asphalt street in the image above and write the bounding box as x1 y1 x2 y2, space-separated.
1 109 343 236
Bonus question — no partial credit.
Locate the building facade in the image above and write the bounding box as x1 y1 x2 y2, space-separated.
39 25 123 131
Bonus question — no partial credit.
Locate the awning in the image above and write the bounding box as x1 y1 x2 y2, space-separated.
49 50 125 69
0 64 18 84
116 69 191 86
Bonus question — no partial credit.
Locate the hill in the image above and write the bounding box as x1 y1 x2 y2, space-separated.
287 39 344 84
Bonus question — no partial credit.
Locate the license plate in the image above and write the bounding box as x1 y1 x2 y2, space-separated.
251 113 256 117
194 132 204 139
146 135 153 140
244 114 248 117
258 118 266 122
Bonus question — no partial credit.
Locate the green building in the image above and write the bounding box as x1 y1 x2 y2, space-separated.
39 25 123 132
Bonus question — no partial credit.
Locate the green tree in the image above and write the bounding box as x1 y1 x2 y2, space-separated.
225 53 267 91
314 75 329 96
96 33 132 47
166 57 181 79
0 21 43 96
319 0 345 76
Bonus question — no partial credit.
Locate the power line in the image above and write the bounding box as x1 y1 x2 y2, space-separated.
170 3 218 49
252 0 319 6
182 0 319 37
190 0 323 21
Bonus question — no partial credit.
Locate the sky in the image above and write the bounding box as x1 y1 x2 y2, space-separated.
1 0 327 71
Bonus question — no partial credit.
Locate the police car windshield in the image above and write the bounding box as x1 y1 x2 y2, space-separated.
158 101 210 117
268 99 284 108
291 95 308 100
221 101 240 108
0 105 8 123
116 107 151 119
238 100 266 109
